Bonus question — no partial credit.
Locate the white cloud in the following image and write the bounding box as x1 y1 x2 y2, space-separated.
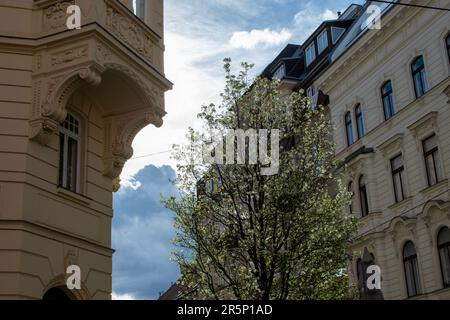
112 292 136 300
229 28 292 49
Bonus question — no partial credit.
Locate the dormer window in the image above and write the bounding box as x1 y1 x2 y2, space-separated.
274 64 285 80
305 42 316 66
331 27 345 44
317 29 328 54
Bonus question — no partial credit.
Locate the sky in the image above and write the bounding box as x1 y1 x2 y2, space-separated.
112 0 365 300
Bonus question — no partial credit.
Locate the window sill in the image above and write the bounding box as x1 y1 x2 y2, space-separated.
57 187 92 206
419 179 448 197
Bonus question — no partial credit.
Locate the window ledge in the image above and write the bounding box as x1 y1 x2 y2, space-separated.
388 196 414 211
419 179 448 197
57 187 92 206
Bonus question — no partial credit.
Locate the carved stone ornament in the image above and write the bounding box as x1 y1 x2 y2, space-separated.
30 67 102 145
106 6 154 63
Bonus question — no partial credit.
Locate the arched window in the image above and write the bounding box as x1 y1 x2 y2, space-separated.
411 56 428 98
354 104 365 139
381 80 395 120
359 175 369 217
59 112 80 193
403 241 422 297
345 111 354 146
446 34 450 64
437 227 450 287
348 181 354 214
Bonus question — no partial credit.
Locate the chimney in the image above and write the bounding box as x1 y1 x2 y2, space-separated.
337 11 342 17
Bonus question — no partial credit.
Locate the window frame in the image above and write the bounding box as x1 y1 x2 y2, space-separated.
359 175 369 218
58 112 81 193
331 27 346 44
403 241 422 297
317 29 328 54
355 103 365 139
411 56 428 98
437 227 450 288
391 154 405 203
305 42 316 66
274 64 286 80
422 134 442 187
345 111 354 146
381 80 395 120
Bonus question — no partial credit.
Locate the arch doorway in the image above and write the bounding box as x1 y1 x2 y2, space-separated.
42 287 76 300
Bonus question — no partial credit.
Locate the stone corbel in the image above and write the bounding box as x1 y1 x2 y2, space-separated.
103 109 165 180
30 66 102 145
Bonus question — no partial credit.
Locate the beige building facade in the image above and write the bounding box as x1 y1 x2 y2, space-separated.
0 0 171 299
315 0 450 299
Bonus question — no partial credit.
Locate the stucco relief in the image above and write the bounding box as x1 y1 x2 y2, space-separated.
43 1 74 31
106 6 154 63
30 41 167 180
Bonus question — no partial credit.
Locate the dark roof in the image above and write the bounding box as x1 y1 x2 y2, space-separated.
260 44 301 78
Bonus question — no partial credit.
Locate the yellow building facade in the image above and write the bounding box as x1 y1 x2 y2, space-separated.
0 0 171 299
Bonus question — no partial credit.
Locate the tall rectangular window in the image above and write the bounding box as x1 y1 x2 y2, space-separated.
381 80 395 120
391 154 405 203
59 113 80 193
423 134 443 186
317 29 328 54
411 56 428 98
305 42 316 66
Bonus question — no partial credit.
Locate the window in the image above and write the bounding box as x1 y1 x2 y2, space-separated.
274 64 285 80
306 85 315 99
348 181 354 214
403 241 422 297
134 0 146 21
411 56 428 98
446 34 450 64
355 104 365 139
391 154 406 203
59 113 80 193
317 29 328 54
381 80 395 120
331 27 345 44
359 175 369 217
423 134 443 186
305 42 316 66
345 112 354 146
438 227 450 287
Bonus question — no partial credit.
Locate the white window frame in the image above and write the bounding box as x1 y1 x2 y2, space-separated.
305 42 316 66
59 112 81 193
331 27 346 44
317 30 328 54
274 64 285 80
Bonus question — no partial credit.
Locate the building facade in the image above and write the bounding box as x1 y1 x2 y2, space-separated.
315 0 450 299
0 0 171 299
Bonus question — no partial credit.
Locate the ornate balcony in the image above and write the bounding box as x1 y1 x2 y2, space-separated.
25 0 172 180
